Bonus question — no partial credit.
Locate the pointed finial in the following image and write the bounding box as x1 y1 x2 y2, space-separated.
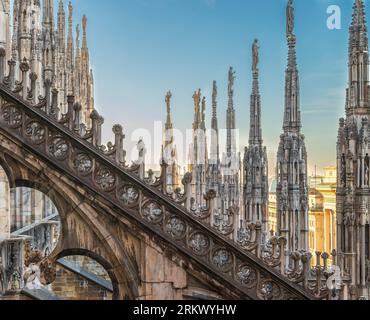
352 0 367 27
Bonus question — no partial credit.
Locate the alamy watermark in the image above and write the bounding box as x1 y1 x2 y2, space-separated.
327 5 341 30
326 265 342 292
129 122 242 174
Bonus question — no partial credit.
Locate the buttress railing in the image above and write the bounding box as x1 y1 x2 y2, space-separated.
0 57 342 300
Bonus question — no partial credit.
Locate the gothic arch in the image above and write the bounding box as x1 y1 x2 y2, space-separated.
0 143 141 300
28 174 141 300
55 248 120 300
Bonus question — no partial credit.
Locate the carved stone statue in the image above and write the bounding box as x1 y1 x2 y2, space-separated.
212 81 217 103
252 39 259 72
228 67 236 97
193 89 201 110
23 264 42 290
165 91 172 114
287 0 294 37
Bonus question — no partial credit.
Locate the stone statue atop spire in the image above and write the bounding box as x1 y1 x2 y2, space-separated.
286 0 294 37
165 91 172 113
242 40 269 241
212 80 217 114
228 66 236 99
165 90 172 126
226 67 236 157
252 39 259 72
190 88 208 208
221 66 240 212
193 89 201 111
162 90 179 191
201 96 206 130
276 0 308 255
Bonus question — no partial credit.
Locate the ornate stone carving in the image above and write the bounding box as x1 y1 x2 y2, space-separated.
24 242 43 267
23 264 42 290
25 121 46 144
165 216 186 240
2 103 22 128
237 264 257 288
73 153 93 175
214 209 233 236
212 248 233 272
39 258 57 285
49 137 69 160
260 279 281 300
95 167 116 191
119 184 139 206
0 72 315 299
188 232 210 256
23 242 56 286
237 226 251 245
190 198 210 220
142 201 163 223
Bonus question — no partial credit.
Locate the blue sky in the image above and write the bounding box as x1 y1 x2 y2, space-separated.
66 0 356 174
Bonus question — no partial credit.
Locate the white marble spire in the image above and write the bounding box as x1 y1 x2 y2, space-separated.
276 0 308 254
283 0 301 133
243 39 269 240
